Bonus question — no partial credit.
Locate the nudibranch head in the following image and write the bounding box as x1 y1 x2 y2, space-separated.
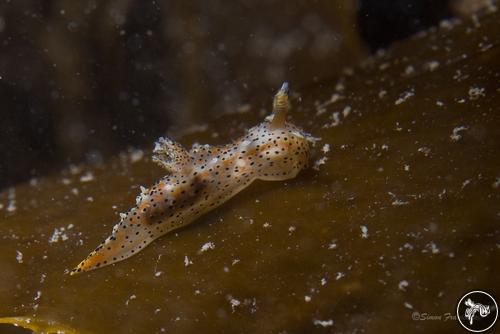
238 82 317 181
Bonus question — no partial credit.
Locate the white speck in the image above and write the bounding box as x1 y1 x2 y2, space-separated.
262 222 271 229
154 271 163 277
417 146 431 156
154 308 161 315
316 94 343 115
403 243 414 251
34 291 42 301
404 164 410 172
378 90 387 99
79 171 95 183
71 188 79 196
468 86 485 100
320 278 327 286
398 280 409 291
394 89 414 105
404 65 415 76
388 192 409 206
129 149 144 163
321 144 331 154
426 242 440 254
342 105 352 118
360 225 369 239
462 179 472 189
328 240 338 249
6 200 16 212
479 42 493 52
16 250 23 264
48 224 73 243
424 60 440 72
404 302 413 309
335 272 345 280
6 188 16 213
323 111 341 128
450 126 468 142
313 156 328 170
69 165 82 175
231 259 240 266
125 294 136 306
379 62 390 70
436 100 444 107
229 298 241 312
40 273 46 283
288 226 296 233
61 178 72 185
184 255 193 266
199 242 215 253
304 295 312 302
313 319 334 327
86 196 94 202
392 199 409 206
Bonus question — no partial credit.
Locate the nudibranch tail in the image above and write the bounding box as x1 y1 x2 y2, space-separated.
70 215 159 275
269 81 290 129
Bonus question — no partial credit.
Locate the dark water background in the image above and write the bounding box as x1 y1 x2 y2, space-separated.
0 0 455 190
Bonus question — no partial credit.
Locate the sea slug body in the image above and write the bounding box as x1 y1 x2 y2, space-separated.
71 82 317 274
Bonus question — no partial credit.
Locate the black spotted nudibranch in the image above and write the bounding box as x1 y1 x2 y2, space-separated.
71 83 317 275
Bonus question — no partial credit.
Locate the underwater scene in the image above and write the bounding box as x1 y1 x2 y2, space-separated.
0 1 499 333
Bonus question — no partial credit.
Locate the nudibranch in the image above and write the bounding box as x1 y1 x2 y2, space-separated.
71 83 317 275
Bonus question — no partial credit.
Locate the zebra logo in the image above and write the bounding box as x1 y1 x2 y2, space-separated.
465 298 490 325
457 291 498 332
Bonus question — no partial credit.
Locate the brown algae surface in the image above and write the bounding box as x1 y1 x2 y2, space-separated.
0 10 499 334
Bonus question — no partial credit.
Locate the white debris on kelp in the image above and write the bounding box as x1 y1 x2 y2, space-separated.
360 225 369 238
6 188 16 213
468 86 485 100
79 171 95 183
199 242 215 253
398 280 409 291
48 224 74 243
129 148 144 163
16 250 23 264
394 89 415 105
313 319 334 327
450 125 468 141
